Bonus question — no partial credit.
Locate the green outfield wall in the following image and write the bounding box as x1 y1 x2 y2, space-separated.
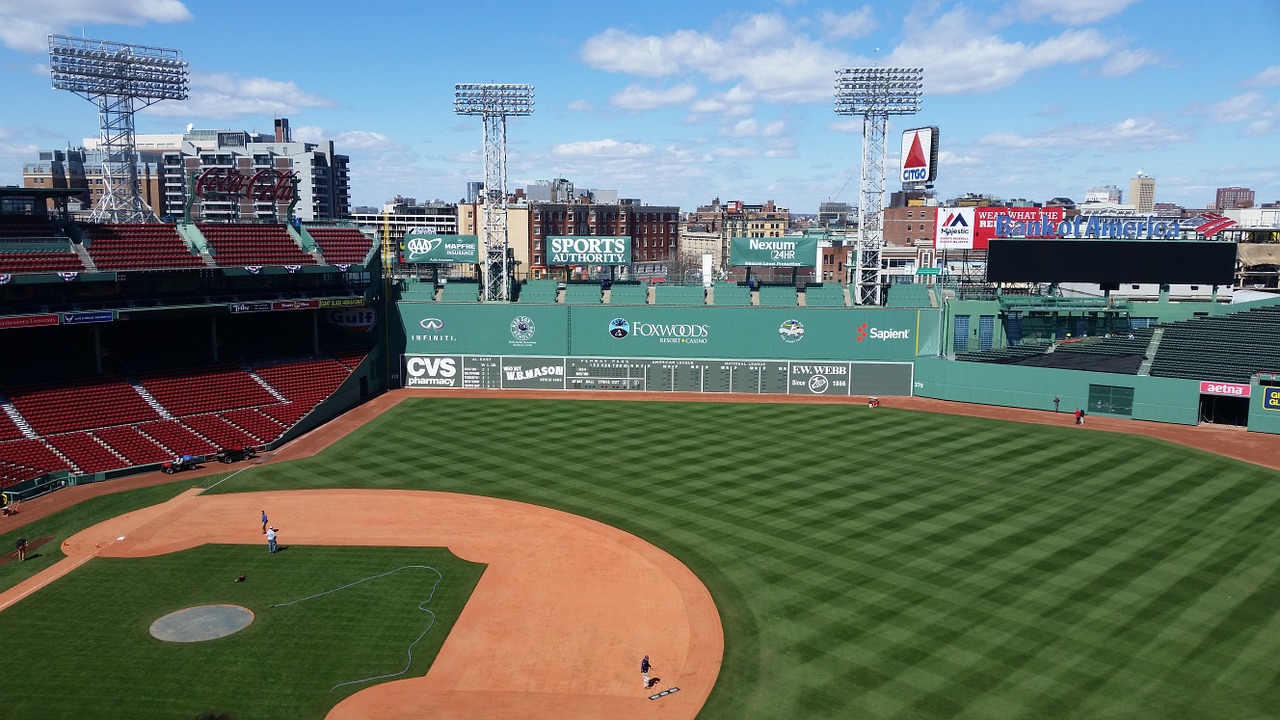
398 303 940 360
913 357 1201 424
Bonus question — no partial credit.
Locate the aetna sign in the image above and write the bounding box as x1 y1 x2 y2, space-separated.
1200 381 1250 397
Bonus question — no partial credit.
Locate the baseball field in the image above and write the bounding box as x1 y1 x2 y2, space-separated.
2 393 1280 719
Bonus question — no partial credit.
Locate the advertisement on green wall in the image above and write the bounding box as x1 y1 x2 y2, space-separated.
546 236 632 266
728 236 819 267
402 233 480 263
573 306 927 360
402 304 570 355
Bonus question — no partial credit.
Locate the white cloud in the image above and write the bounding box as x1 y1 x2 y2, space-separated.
0 0 193 52
1099 48 1159 77
1183 92 1280 137
566 99 594 112
552 139 655 159
608 83 698 111
818 7 877 41
1014 0 1141 25
1244 65 1280 88
293 126 406 152
144 71 334 119
980 116 1193 151
714 146 759 159
889 18 1115 94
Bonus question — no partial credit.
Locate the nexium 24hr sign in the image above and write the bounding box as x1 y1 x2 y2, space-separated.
546 236 631 265
728 236 818 268
402 233 480 263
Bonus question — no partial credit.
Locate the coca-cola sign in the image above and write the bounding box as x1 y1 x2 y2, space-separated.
196 168 297 203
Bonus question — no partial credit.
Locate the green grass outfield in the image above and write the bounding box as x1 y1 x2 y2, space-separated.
7 396 1280 719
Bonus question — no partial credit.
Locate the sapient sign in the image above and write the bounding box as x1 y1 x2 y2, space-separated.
546 236 631 265
402 234 480 263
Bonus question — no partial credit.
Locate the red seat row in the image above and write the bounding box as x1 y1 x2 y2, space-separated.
7 379 160 435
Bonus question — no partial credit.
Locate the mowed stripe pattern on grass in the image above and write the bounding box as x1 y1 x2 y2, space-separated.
219 398 1280 720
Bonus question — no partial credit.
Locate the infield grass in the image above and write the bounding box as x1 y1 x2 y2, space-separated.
8 396 1280 719
0 544 483 720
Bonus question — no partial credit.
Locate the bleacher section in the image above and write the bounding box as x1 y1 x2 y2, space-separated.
6 379 159 435
0 250 84 275
654 285 707 305
92 425 172 465
758 285 798 307
83 224 204 270
1149 306 1280 383
956 332 1152 375
712 282 752 307
439 282 481 303
306 226 374 265
518 279 559 303
198 223 316 267
608 283 648 305
887 283 933 308
802 284 847 308
0 439 70 487
563 284 602 304
140 367 277 416
47 432 125 474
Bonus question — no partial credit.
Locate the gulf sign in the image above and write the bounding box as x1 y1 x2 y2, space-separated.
935 206 1066 250
900 126 939 184
1200 381 1250 397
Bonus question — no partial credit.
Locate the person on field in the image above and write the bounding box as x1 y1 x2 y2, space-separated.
261 509 269 534
1054 396 1060 413
641 655 653 688
1074 409 1083 425
16 536 27 561
266 526 279 553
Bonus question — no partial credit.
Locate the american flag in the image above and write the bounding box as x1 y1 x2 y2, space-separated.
1190 212 1237 237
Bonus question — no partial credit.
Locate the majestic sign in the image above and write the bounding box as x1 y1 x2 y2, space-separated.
1200 380 1250 397
546 236 631 266
728 236 819 267
900 126 939 184
936 207 1067 250
195 168 297 203
402 233 480 264
934 208 975 249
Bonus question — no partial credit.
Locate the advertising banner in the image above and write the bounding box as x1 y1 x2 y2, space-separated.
61 310 114 325
402 234 481 264
272 299 320 311
402 304 570 356
0 314 59 329
935 207 1067 250
728 236 819 267
546 236 631 266
900 126 938 184
1200 380 1250 397
318 297 367 308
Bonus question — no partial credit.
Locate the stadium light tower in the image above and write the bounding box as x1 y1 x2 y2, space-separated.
48 34 189 223
835 67 923 305
454 83 534 302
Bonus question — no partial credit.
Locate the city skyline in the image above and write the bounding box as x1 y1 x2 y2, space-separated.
0 0 1277 213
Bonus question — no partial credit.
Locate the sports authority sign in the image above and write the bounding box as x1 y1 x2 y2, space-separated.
900 126 939 184
1200 381 1250 397
546 236 631 266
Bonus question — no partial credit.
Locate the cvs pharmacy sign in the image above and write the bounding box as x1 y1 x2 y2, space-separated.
405 355 461 387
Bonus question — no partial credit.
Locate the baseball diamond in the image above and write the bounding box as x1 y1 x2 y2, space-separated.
2 390 1280 719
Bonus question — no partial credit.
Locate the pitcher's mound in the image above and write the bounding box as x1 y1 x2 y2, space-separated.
150 604 254 642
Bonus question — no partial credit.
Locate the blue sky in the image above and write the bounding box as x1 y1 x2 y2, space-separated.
0 0 1277 213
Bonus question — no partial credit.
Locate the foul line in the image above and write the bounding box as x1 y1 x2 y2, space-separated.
269 565 444 692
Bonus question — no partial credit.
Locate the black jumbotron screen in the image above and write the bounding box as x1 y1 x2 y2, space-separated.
986 240 1236 285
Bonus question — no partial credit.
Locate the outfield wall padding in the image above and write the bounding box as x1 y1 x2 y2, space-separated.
913 357 1200 425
